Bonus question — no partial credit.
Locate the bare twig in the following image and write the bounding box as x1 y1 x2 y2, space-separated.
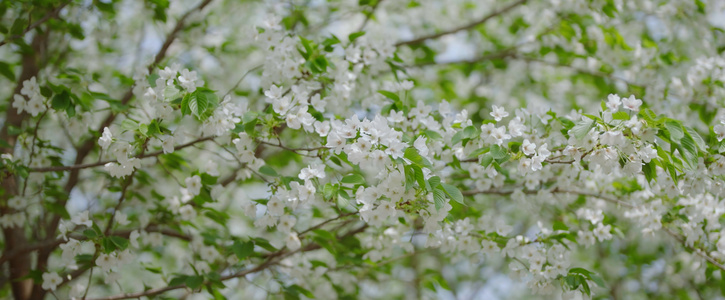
357 0 384 32
86 224 368 300
0 1 72 48
663 227 725 271
223 64 263 98
29 136 215 173
298 211 359 237
461 187 634 208
395 0 528 47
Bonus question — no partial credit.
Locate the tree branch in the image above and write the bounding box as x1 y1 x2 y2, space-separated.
0 226 190 267
461 187 634 208
395 0 528 47
0 1 72 48
86 224 368 300
663 227 725 271
28 136 215 173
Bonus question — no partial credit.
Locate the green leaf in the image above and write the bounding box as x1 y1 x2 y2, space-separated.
10 17 27 36
120 119 139 132
185 275 204 289
665 120 684 142
138 123 149 136
323 183 337 200
440 183 464 205
0 61 14 81
432 188 446 210
679 134 698 169
481 154 495 168
200 173 218 185
468 147 490 158
83 229 99 239
684 126 706 151
298 35 314 60
251 237 277 252
231 240 254 260
341 174 365 185
589 272 606 288
109 236 129 250
642 161 656 183
102 237 117 253
322 35 341 51
489 144 507 159
75 254 94 265
412 165 426 189
188 92 209 118
258 165 278 177
695 0 706 14
404 147 433 169
424 130 443 140
182 90 218 120
51 91 71 111
377 90 399 102
428 176 441 188
463 126 477 139
611 111 629 120
285 284 315 299
348 31 365 42
565 274 582 290
581 279 591 296
570 120 595 139
553 221 569 231
169 275 188 286
144 266 163 274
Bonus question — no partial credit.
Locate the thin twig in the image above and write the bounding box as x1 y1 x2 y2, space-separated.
356 0 384 32
298 211 359 237
395 0 528 47
29 136 214 173
461 187 634 208
223 65 263 98
86 224 367 300
0 1 72 48
663 227 725 271
257 140 326 153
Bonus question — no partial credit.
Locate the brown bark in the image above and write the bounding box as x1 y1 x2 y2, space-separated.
1 32 48 300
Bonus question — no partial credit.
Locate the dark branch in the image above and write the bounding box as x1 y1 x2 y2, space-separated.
395 0 527 47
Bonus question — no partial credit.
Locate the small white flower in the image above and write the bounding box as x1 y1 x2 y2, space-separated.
490 105 509 122
606 94 621 111
199 245 220 262
25 96 46 116
7 196 23 210
413 136 429 157
278 215 297 233
159 66 177 80
266 198 285 216
622 95 642 112
98 127 113 150
41 272 62 291
521 139 536 156
95 253 117 272
285 232 301 250
298 164 326 180
714 124 725 142
185 175 202 196
12 94 26 114
593 223 613 242
114 211 130 226
264 84 284 100
161 135 174 154
129 230 140 248
179 205 196 221
71 210 92 227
